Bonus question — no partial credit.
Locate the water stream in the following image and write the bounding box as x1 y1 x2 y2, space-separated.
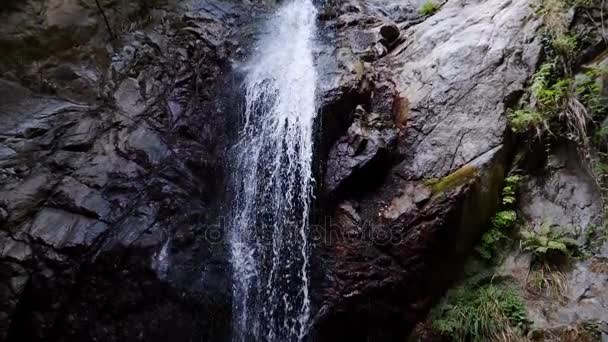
228 0 318 340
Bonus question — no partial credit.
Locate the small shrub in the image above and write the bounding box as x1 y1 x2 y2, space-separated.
476 224 507 260
576 66 608 116
532 63 571 114
507 107 545 134
431 281 530 341
520 221 579 261
500 175 522 205
551 34 579 60
419 0 440 15
476 175 521 260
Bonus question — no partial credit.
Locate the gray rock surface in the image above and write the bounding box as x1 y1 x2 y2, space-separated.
315 0 542 339
496 143 608 334
521 144 602 234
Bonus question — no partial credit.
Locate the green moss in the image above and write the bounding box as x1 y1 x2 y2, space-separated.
419 0 441 15
425 164 479 194
431 280 530 341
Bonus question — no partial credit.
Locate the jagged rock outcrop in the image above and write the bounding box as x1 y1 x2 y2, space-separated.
0 0 255 340
313 0 543 339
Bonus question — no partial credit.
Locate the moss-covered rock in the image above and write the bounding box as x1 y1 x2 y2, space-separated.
425 164 479 194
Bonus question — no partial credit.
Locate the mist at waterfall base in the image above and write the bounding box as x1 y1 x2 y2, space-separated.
227 0 318 341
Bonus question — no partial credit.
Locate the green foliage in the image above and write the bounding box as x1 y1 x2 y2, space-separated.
576 67 608 116
431 281 529 341
419 0 441 15
551 34 579 59
532 63 572 114
507 63 574 135
476 175 521 260
501 175 521 205
476 225 506 260
520 221 579 261
584 223 608 254
493 210 517 230
507 107 544 133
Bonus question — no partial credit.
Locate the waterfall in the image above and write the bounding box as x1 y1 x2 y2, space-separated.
228 0 318 341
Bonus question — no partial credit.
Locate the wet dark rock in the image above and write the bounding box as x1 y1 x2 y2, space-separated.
0 207 8 224
0 0 253 340
325 106 398 194
379 23 400 43
27 208 108 250
50 177 112 221
61 117 98 151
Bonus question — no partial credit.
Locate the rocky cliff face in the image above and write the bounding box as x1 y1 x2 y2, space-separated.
0 0 606 341
0 0 254 340
312 0 543 339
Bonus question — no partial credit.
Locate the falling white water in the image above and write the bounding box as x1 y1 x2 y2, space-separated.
152 238 170 279
229 0 318 341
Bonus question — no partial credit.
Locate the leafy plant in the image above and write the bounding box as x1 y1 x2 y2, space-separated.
520 221 579 260
532 63 571 114
507 107 545 134
501 175 521 205
476 224 507 260
476 175 521 260
583 223 608 254
551 34 579 59
576 67 608 116
431 281 530 342
419 0 440 15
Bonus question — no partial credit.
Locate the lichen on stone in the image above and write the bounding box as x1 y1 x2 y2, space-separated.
425 164 479 195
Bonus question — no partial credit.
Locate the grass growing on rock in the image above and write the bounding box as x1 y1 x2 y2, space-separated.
527 263 569 299
520 221 579 299
508 60 596 144
431 280 530 342
419 0 441 15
